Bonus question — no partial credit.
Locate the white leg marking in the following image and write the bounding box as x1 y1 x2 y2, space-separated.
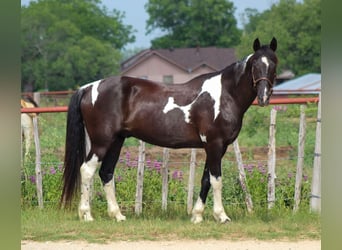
79 155 99 221
191 197 205 224
163 74 222 123
103 178 126 222
261 56 269 74
199 134 207 143
210 174 231 223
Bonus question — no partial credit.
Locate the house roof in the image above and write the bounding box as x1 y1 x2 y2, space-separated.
273 73 321 94
121 47 237 74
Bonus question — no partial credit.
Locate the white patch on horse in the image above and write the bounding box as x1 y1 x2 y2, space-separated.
91 80 101 106
163 74 222 123
261 56 269 74
84 127 91 156
80 79 102 106
242 53 253 72
80 79 101 89
191 197 205 224
103 178 126 221
199 134 207 143
263 86 268 103
163 96 192 123
163 97 178 114
79 154 99 221
210 173 231 223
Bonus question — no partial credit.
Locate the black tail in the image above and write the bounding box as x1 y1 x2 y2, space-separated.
61 89 86 207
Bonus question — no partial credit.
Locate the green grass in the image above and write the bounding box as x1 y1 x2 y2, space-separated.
21 207 320 243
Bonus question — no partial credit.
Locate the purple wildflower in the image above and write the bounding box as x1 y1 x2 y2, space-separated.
172 170 183 181
125 151 131 166
244 164 254 174
116 175 123 182
49 167 56 175
288 172 293 179
257 163 267 175
153 160 161 173
29 175 36 184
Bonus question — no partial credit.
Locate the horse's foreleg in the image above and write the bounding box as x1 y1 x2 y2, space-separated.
192 143 230 224
79 155 98 221
191 166 210 224
210 173 231 223
103 178 126 221
100 138 126 222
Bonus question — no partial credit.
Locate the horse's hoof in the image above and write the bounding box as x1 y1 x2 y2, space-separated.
116 214 126 222
220 217 231 224
191 215 203 224
214 212 231 224
81 214 94 222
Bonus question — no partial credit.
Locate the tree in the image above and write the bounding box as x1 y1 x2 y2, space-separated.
238 0 321 76
145 0 241 48
21 0 135 91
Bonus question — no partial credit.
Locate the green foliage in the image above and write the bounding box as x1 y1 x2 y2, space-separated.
237 0 321 75
21 0 135 91
145 0 241 48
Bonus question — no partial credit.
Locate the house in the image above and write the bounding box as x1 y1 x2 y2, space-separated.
120 47 237 84
273 73 321 96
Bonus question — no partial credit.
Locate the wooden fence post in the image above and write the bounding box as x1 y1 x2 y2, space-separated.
32 116 43 209
135 140 145 215
161 148 169 211
267 108 277 209
233 139 253 213
310 93 321 213
293 104 306 212
187 148 197 215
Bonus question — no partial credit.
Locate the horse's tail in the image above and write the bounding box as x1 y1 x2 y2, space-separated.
61 89 86 207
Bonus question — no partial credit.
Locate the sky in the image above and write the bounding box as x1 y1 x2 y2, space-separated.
22 0 276 49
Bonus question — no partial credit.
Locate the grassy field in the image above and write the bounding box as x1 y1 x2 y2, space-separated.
22 207 320 242
21 95 321 242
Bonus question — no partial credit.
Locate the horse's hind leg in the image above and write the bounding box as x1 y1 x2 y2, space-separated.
99 137 126 221
79 155 99 221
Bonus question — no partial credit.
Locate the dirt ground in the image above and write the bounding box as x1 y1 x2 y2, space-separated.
22 239 321 250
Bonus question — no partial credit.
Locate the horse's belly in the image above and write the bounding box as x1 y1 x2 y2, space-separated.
125 111 201 148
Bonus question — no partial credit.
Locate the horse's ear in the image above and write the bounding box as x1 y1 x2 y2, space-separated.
270 37 277 51
253 38 261 51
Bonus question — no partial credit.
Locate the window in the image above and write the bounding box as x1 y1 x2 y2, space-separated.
163 75 173 84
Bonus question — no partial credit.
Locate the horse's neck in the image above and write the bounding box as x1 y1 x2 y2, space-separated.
223 63 256 113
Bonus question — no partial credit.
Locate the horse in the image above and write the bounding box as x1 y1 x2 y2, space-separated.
21 96 38 160
61 37 278 223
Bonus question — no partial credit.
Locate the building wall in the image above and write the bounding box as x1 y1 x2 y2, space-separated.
121 54 215 84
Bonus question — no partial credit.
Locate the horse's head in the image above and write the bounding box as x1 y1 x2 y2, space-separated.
251 37 278 106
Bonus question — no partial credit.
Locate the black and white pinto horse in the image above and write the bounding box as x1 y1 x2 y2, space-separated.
61 38 278 223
